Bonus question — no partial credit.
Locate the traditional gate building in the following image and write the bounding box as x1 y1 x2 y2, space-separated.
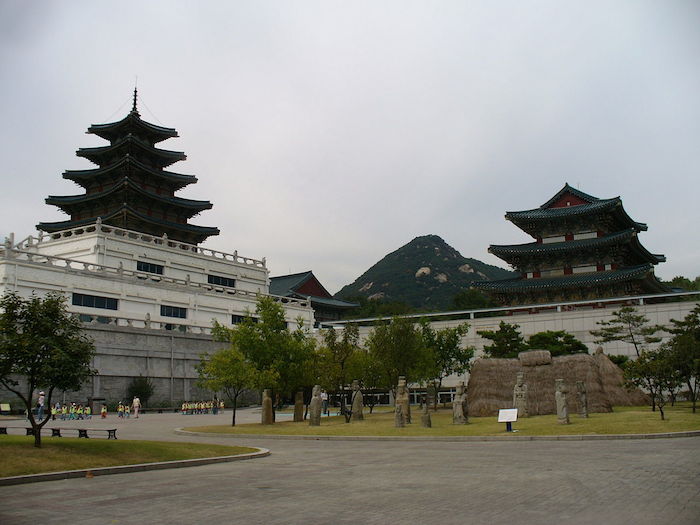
475 184 670 305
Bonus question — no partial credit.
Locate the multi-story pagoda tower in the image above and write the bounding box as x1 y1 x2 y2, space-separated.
37 90 219 245
475 184 670 305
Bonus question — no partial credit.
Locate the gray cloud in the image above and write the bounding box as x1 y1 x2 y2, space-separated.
1 1 698 293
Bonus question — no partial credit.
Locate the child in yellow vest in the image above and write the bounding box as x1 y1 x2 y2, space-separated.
101 404 107 419
124 405 130 418
117 402 124 418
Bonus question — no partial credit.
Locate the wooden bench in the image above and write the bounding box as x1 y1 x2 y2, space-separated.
0 426 117 439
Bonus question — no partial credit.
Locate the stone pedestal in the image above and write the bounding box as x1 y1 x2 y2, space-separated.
421 399 432 428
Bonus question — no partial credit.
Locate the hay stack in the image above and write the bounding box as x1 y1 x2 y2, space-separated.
467 350 647 417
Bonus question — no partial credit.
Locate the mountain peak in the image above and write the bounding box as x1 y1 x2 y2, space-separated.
335 234 514 309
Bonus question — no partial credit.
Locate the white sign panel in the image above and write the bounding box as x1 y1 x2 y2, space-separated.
498 408 518 423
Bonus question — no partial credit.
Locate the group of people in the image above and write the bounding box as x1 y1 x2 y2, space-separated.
181 400 224 415
116 397 141 419
49 402 92 420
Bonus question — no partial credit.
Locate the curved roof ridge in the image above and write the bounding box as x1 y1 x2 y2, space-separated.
539 183 606 209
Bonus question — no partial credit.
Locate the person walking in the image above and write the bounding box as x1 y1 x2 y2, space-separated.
37 391 46 420
132 397 141 418
321 390 329 416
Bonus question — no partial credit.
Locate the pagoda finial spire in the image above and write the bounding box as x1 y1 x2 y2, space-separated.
132 86 139 115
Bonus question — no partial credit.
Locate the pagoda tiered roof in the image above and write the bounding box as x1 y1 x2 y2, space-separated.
45 178 213 217
63 156 197 190
479 183 670 304
489 229 665 266
87 111 178 144
38 203 220 245
475 264 667 293
77 135 186 168
37 90 219 245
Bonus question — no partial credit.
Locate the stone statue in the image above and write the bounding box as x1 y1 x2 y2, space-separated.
394 402 406 428
421 396 432 428
512 372 529 418
293 391 304 422
351 380 364 421
555 379 570 424
309 384 322 426
452 381 468 424
397 376 411 424
261 389 273 425
576 381 588 418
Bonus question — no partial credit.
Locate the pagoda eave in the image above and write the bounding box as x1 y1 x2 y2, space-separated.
88 112 178 144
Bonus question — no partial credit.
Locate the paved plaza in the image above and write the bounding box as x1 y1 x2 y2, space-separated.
1 409 699 525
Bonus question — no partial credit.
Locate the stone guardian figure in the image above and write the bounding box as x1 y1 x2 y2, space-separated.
309 385 322 426
261 389 274 425
512 372 529 418
555 379 570 424
452 381 469 424
293 391 304 422
397 376 411 424
576 381 588 418
421 397 432 428
351 380 364 421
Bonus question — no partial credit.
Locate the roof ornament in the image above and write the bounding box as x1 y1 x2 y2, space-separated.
131 86 140 116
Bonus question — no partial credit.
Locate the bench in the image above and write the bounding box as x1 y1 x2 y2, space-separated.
0 426 117 439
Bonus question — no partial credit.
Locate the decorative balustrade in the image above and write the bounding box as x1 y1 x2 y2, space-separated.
2 247 311 309
74 313 214 335
8 221 266 268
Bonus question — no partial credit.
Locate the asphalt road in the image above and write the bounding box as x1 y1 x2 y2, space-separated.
1 408 698 525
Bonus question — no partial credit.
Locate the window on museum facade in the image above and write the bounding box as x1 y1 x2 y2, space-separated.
137 261 164 275
208 274 236 288
72 293 118 310
232 314 258 324
161 305 187 319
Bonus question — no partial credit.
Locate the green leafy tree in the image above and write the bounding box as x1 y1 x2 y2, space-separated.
666 305 700 412
212 296 316 413
0 292 96 447
526 330 589 356
591 306 665 410
420 321 473 391
451 288 494 310
127 375 155 407
590 306 664 358
197 347 268 426
347 349 384 413
316 324 360 414
365 316 429 396
477 321 527 358
624 345 680 420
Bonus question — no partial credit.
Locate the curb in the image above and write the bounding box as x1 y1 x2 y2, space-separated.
0 447 270 487
174 428 700 442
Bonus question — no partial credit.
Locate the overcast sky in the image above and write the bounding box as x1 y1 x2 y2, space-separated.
1 1 698 294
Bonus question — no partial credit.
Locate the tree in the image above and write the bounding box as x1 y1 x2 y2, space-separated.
420 321 473 391
127 375 155 407
526 330 589 356
212 296 316 413
196 347 267 426
451 288 494 310
316 324 360 416
365 316 429 397
347 349 384 413
590 306 664 358
477 321 527 358
624 345 680 420
666 304 700 412
0 292 95 447
591 305 665 410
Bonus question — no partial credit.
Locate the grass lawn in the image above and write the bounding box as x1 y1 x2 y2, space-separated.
185 404 700 437
0 437 257 478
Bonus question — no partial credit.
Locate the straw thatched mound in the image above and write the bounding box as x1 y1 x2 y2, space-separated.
467 349 649 417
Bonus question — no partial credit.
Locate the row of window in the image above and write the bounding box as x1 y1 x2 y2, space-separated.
137 261 236 289
72 293 262 324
